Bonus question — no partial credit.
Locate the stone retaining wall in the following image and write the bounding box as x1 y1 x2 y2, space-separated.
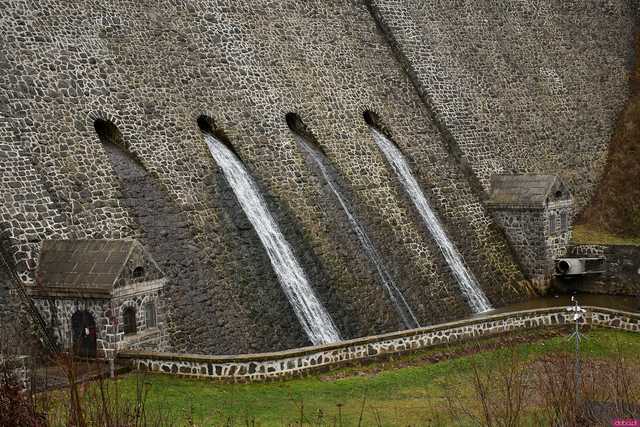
118 306 639 382
562 245 640 296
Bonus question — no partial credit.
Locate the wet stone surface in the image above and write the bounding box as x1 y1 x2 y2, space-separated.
1 0 632 353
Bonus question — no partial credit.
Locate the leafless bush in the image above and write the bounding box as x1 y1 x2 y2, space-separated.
442 344 532 427
535 344 640 426
534 354 591 426
444 338 640 427
600 343 640 418
0 321 47 427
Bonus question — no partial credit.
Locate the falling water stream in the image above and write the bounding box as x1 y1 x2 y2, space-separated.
297 136 420 329
205 134 341 345
370 128 492 313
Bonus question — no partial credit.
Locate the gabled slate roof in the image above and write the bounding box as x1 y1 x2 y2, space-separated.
487 175 571 209
33 240 140 296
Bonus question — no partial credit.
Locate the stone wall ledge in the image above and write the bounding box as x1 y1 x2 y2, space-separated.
118 306 639 381
485 203 547 211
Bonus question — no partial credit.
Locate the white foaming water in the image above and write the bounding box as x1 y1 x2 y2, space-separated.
205 134 341 345
297 137 420 329
370 128 492 313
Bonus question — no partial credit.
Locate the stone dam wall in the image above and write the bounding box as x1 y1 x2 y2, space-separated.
369 0 638 208
118 306 640 382
0 1 637 354
561 244 640 296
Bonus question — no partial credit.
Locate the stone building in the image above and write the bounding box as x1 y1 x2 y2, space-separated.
487 175 573 283
26 240 168 358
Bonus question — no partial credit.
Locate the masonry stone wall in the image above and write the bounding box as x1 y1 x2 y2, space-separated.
0 259 16 333
32 282 168 357
369 0 638 209
492 209 546 279
0 355 30 393
32 297 109 355
111 279 169 351
563 245 640 296
491 198 573 282
100 133 257 352
0 247 40 356
1 0 635 354
546 200 573 261
119 306 640 382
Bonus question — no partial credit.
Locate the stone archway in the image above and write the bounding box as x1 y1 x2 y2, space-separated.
71 310 97 358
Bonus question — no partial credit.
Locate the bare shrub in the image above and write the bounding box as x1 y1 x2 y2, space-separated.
534 354 589 426
0 319 47 426
444 336 640 427
535 344 640 426
442 344 532 427
599 342 640 418
0 386 44 426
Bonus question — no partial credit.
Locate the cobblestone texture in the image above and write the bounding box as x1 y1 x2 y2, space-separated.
1 0 633 353
369 0 638 208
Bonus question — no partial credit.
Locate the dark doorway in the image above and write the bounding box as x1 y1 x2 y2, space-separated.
123 307 137 335
71 310 97 358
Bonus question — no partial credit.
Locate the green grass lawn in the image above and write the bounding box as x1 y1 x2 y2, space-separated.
572 224 640 245
44 328 640 426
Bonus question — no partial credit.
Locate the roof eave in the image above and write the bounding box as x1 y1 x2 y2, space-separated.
26 285 112 299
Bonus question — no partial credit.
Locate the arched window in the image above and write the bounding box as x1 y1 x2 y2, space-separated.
132 266 144 279
560 212 568 232
145 302 157 328
123 306 137 335
94 118 125 147
362 110 393 138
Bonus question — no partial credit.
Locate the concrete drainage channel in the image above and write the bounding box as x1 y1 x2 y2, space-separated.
118 306 639 383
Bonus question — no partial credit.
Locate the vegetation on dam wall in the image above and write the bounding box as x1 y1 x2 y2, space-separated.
580 33 640 238
572 224 640 246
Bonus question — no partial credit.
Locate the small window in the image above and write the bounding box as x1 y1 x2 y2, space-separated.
560 212 568 232
549 214 557 235
132 266 144 279
123 307 137 335
145 302 157 328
